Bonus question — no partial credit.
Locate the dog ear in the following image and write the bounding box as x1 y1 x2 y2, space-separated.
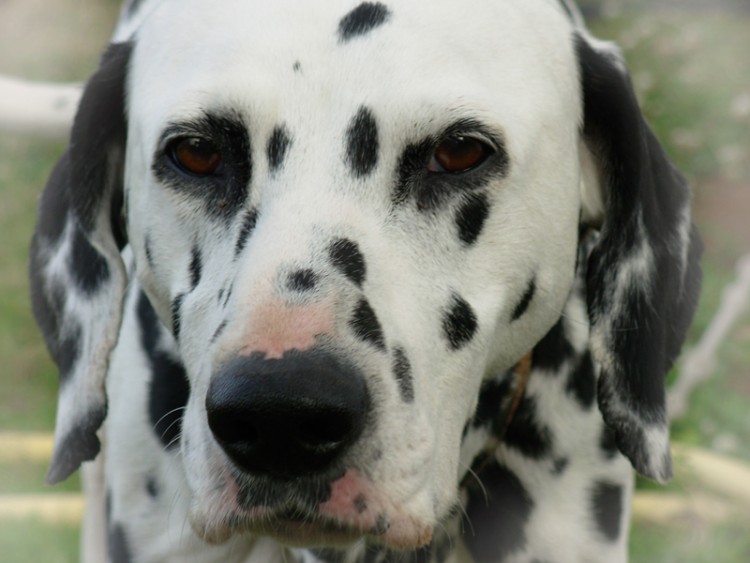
576 34 702 483
29 42 132 484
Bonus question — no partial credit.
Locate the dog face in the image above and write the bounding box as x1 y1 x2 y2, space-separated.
30 0 701 551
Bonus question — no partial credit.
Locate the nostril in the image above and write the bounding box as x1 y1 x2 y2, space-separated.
297 410 354 452
222 417 259 446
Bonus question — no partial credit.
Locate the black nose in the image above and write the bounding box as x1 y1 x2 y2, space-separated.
206 350 370 479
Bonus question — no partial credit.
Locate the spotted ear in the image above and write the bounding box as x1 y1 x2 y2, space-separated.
29 42 132 484
576 34 702 483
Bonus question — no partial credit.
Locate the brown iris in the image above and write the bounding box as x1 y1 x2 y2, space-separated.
428 135 492 174
171 137 222 176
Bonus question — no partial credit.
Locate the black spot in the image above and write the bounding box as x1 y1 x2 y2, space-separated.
442 294 478 350
391 347 415 403
350 299 386 351
146 476 159 498
346 106 379 177
56 323 82 382
600 425 619 460
329 238 366 286
144 235 154 268
567 350 596 409
456 192 490 245
503 396 553 460
69 227 110 295
267 126 291 172
338 2 391 42
211 319 228 344
108 522 132 563
189 246 202 290
373 514 390 535
293 61 302 72
591 481 623 541
171 293 185 341
287 269 318 292
532 316 574 372
354 494 368 514
46 406 107 485
464 463 533 562
235 208 259 257
472 370 513 429
553 457 569 475
110 188 127 250
153 111 252 219
138 292 190 450
223 285 234 308
511 277 537 322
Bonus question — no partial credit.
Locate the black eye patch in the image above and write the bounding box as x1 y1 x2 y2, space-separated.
153 112 251 220
394 119 509 211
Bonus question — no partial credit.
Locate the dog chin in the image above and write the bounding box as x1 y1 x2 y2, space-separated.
188 467 436 550
189 510 434 551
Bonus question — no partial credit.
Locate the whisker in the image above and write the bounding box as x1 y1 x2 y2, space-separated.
153 406 187 431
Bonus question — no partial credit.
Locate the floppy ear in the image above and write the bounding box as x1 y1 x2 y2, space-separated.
29 42 132 484
576 34 702 483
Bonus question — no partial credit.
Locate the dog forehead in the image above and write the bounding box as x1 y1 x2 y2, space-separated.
129 0 579 135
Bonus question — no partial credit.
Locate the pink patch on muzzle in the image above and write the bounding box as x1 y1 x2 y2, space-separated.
239 299 335 359
319 470 434 550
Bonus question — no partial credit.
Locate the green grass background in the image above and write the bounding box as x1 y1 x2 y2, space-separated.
1 0 749 561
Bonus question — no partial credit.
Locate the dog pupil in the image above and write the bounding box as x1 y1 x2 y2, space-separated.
434 136 486 173
177 138 221 175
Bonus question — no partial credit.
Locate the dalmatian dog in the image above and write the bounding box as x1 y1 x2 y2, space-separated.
30 0 702 561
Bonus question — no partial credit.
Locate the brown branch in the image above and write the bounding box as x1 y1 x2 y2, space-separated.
668 253 750 421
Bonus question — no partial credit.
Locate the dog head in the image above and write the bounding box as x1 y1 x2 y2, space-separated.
31 0 700 550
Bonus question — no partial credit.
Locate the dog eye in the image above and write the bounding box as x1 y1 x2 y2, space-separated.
169 137 222 176
428 136 493 174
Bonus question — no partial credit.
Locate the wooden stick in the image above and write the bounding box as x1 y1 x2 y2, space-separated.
668 253 750 421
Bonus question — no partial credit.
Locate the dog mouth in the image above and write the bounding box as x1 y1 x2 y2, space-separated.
191 504 433 550
189 469 434 550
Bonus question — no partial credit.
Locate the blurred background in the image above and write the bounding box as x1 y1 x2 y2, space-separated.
0 0 748 561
